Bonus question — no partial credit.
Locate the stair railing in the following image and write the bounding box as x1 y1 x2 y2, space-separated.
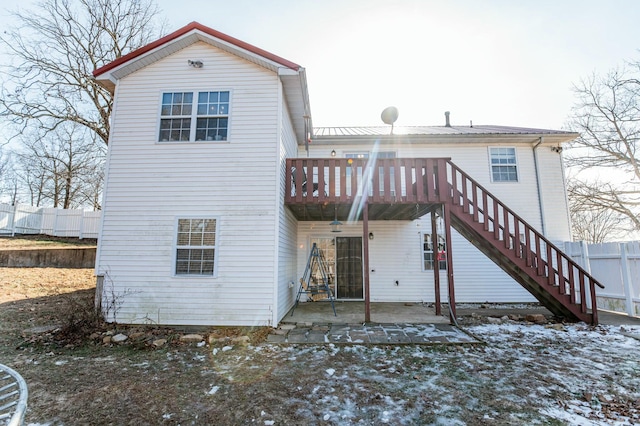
441 160 604 322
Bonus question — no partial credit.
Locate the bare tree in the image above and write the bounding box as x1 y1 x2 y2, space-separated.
566 61 640 234
567 178 627 243
14 124 106 209
0 148 16 203
0 0 164 145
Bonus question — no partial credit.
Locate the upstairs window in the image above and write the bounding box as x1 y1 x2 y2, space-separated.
489 147 518 182
175 218 217 276
159 92 193 142
159 91 229 142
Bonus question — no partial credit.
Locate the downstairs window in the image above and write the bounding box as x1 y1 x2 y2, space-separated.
422 232 447 271
175 218 217 276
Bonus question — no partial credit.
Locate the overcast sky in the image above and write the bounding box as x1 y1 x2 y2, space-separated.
2 0 639 130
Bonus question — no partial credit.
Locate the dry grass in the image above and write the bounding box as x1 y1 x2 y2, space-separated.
0 235 96 250
0 267 95 304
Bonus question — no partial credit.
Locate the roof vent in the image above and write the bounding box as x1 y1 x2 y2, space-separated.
444 111 451 127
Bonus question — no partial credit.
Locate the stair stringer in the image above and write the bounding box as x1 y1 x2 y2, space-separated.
448 207 592 323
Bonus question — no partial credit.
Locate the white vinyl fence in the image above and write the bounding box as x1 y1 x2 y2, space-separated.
0 203 101 239
565 241 640 317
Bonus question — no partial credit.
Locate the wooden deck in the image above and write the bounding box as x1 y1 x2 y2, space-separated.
285 157 448 221
284 157 604 325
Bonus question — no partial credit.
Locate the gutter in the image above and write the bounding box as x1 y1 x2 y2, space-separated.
532 137 546 235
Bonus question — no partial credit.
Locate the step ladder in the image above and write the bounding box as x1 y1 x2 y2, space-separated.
291 243 337 316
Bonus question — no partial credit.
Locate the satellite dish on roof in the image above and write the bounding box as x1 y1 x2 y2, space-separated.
381 106 399 125
381 106 399 135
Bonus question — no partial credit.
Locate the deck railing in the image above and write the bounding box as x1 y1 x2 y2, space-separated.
285 158 449 204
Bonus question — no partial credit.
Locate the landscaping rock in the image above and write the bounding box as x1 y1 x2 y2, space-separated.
180 334 204 343
112 333 128 343
279 324 296 330
208 336 227 344
525 314 546 324
487 317 502 324
102 336 112 344
231 336 250 345
129 332 145 340
152 339 167 348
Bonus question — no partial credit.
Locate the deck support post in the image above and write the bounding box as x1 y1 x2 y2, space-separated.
363 200 371 323
442 203 457 323
431 209 442 316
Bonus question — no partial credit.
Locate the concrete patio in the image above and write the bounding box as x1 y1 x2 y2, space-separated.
282 301 450 325
267 301 480 344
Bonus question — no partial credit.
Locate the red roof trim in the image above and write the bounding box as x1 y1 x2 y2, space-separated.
93 21 301 77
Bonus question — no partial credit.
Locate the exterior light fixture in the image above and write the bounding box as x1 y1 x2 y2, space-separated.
369 232 374 240
331 149 336 157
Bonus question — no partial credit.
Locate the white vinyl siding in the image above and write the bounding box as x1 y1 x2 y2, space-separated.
276 83 300 323
296 218 534 303
302 141 567 303
97 42 280 326
309 143 544 232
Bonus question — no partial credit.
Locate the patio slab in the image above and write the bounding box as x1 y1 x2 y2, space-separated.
284 301 450 325
269 322 479 345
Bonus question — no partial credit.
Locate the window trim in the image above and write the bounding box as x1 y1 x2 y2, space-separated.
488 146 519 183
421 231 447 272
158 90 232 144
172 216 219 278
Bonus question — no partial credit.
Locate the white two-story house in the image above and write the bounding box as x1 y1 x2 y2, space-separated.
93 22 602 327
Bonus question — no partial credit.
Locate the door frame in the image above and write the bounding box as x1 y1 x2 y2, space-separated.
309 234 364 301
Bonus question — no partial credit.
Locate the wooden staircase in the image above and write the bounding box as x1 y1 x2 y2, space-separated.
440 160 604 324
284 157 604 325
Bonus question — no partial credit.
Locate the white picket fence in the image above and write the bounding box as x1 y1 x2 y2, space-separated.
565 241 640 317
0 203 101 239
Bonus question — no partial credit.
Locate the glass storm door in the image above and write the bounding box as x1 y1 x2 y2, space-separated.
310 238 337 296
336 237 364 299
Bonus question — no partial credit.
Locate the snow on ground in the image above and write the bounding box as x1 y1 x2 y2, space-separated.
208 322 640 425
22 322 640 425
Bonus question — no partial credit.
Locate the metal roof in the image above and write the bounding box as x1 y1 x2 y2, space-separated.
93 21 301 78
313 125 576 137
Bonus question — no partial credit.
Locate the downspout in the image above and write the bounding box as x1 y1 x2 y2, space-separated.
532 137 546 236
272 72 285 327
299 68 311 158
